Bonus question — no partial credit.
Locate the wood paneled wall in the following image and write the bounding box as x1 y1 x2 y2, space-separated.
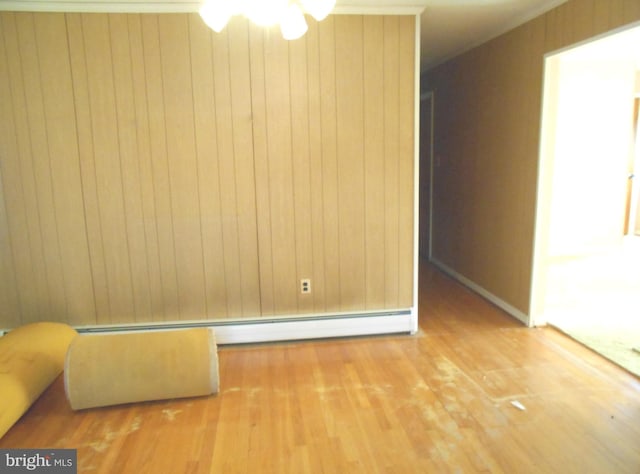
0 12 415 328
423 0 640 314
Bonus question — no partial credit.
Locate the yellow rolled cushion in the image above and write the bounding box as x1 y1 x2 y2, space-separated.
0 322 78 439
64 328 219 410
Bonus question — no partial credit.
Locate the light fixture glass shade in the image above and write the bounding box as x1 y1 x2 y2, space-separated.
300 0 335 21
199 0 234 32
199 0 331 39
280 4 308 40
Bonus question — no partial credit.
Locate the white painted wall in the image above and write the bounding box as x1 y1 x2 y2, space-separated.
547 57 637 256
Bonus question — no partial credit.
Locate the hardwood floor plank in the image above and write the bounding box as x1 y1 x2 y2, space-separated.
2 261 640 472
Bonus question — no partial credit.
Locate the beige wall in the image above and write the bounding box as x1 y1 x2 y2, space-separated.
0 12 415 328
423 0 640 314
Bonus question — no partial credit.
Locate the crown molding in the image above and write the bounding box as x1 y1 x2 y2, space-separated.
0 1 425 15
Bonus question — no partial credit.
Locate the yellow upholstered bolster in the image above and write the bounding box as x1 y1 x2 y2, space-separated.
0 322 78 439
65 328 219 410
0 374 32 439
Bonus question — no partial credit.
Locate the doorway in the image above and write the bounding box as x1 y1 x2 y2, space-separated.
419 92 434 260
531 24 640 375
624 98 640 235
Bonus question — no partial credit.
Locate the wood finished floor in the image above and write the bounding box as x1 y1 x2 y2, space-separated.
2 261 640 473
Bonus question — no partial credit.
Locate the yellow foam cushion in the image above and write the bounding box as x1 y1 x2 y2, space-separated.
65 328 219 410
0 322 78 439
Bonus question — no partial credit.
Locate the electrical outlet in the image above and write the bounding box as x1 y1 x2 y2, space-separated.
300 278 311 294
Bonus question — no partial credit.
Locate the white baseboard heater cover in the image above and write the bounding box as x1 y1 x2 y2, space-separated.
73 310 416 345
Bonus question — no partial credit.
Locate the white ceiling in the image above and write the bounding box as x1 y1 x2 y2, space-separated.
0 0 569 72
416 0 568 71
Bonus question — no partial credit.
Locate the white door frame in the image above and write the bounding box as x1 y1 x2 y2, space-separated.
529 22 640 327
419 90 435 260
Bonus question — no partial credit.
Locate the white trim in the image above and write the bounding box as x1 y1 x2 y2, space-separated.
0 1 425 15
410 13 421 335
529 19 640 328
529 52 555 328
213 313 414 344
0 2 198 12
430 258 530 326
334 6 424 15
418 90 434 260
59 310 414 344
426 91 434 259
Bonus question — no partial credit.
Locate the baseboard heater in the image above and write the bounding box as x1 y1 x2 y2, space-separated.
74 309 416 345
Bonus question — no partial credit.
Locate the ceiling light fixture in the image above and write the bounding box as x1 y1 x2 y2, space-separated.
199 0 335 40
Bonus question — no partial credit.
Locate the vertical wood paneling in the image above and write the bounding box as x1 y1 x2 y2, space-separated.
127 15 166 322
0 171 20 327
0 20 22 326
226 18 261 317
82 13 136 323
109 14 153 323
66 13 110 324
592 0 611 34
264 27 298 314
289 28 314 313
211 25 244 317
0 13 41 324
335 15 366 310
363 16 386 309
485 33 511 297
304 20 327 313
248 23 275 316
34 13 95 325
15 13 68 321
188 15 228 319
158 15 207 320
383 16 400 308
623 0 640 19
544 6 563 53
609 0 626 27
318 16 341 311
0 12 416 328
141 14 181 321
505 17 545 301
518 17 546 305
570 0 595 44
398 15 415 307
499 26 529 303
4 15 45 321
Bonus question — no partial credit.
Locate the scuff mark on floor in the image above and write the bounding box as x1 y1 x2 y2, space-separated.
82 415 143 454
87 440 110 453
162 408 182 421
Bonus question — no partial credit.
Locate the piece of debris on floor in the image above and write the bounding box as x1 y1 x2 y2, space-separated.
511 400 526 411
